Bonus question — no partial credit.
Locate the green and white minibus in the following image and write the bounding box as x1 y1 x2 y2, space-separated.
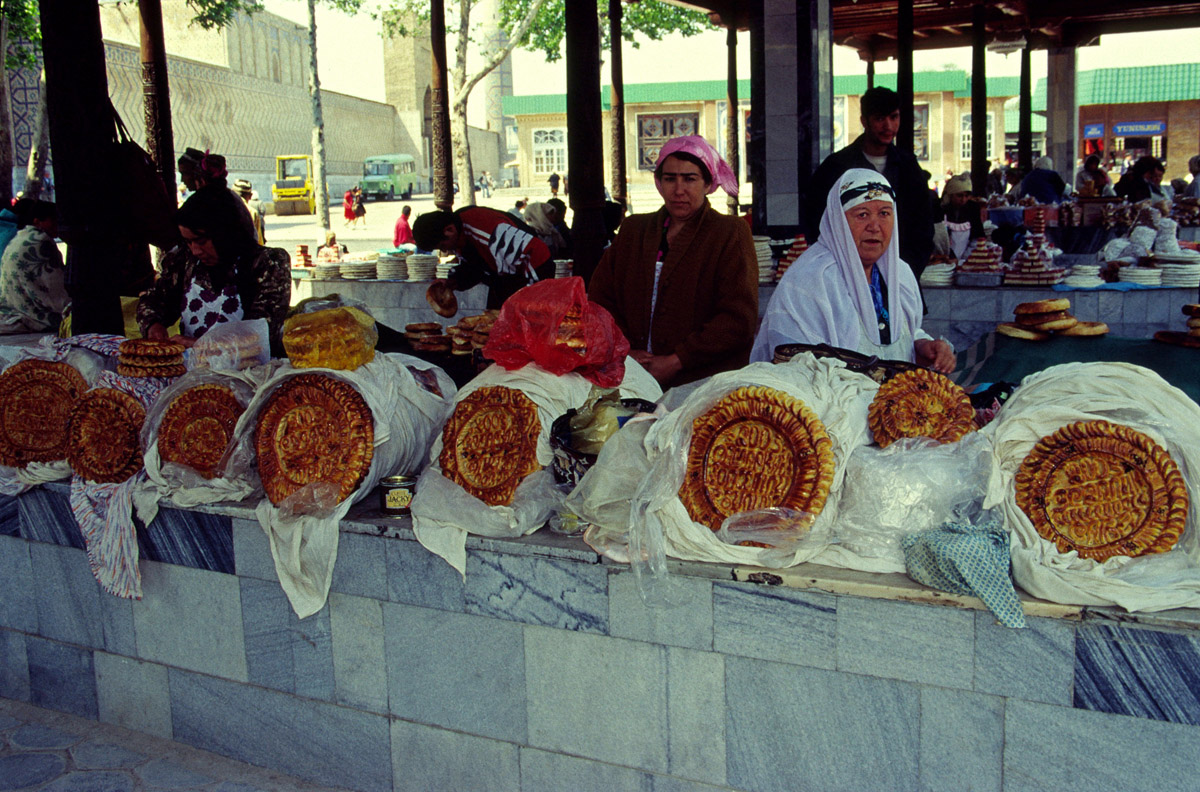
360 153 421 201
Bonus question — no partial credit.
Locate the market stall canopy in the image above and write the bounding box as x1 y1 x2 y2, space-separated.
667 0 1200 59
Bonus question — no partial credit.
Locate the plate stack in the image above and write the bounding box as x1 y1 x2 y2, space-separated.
1159 261 1200 287
554 259 573 278
1118 266 1162 286
293 245 312 267
436 256 457 280
376 254 408 281
752 236 774 284
406 254 438 281
312 263 341 280
340 260 376 280
1063 263 1104 288
920 261 955 287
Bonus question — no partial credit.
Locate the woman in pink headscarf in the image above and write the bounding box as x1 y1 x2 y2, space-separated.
589 135 757 387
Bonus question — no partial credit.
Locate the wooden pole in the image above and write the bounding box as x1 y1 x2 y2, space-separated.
608 0 627 210
1018 38 1033 172
725 21 739 216
430 0 454 209
564 0 605 283
897 0 914 152
139 0 176 198
971 2 988 194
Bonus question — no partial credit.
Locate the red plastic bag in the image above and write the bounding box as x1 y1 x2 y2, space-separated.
483 277 630 387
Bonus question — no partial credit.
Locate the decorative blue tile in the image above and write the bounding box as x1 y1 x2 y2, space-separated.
1074 624 1200 726
0 628 31 701
385 536 464 611
28 542 105 649
168 668 392 791
465 551 608 633
0 535 37 632
1003 699 1200 791
974 613 1074 705
525 626 667 773
726 656 920 792
837 596 974 688
330 531 387 600
609 571 713 651
0 493 18 536
713 582 836 669
383 602 526 743
390 719 520 792
26 636 97 720
919 686 1003 792
18 488 84 548
139 507 233 573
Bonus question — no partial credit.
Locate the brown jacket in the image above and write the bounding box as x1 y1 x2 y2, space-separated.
589 201 758 386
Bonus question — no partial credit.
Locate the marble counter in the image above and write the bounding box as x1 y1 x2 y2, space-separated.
3 484 1200 791
291 277 489 330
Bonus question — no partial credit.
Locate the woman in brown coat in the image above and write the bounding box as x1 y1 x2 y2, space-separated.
589 136 757 388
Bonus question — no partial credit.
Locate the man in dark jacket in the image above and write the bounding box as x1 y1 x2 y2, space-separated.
804 87 934 281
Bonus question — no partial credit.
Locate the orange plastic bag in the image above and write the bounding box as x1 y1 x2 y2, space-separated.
483 277 630 388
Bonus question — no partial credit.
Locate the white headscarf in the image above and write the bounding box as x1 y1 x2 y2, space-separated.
750 168 926 361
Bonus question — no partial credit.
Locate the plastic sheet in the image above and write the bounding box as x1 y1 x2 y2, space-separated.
185 317 270 372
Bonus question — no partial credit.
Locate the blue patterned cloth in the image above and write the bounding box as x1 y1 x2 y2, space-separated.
902 517 1027 628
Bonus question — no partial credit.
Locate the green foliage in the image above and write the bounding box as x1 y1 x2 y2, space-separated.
497 0 713 62
2 0 41 69
185 0 265 31
379 0 428 38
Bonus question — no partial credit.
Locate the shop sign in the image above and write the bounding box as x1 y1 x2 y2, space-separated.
1083 123 1105 138
1113 121 1165 136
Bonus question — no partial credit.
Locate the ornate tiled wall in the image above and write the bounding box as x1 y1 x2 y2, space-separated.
3 486 1200 791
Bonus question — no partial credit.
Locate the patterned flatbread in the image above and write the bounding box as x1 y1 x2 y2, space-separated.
679 386 835 532
0 359 88 467
868 368 976 448
157 384 244 479
67 388 146 483
119 339 185 359
255 374 375 505
1014 420 1189 561
439 386 542 506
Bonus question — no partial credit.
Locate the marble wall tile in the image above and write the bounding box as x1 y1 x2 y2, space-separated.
96 587 136 658
0 493 18 536
667 647 726 786
17 488 83 548
1096 290 1125 323
329 593 387 714
385 537 464 612
998 289 1036 319
169 668 392 792
1071 290 1099 321
1074 624 1200 726
608 571 713 651
764 117 798 162
1121 289 1149 325
330 531 387 601
26 636 97 720
950 289 1001 322
290 600 334 701
726 656 920 792
923 289 952 320
519 748 650 792
94 652 172 739
382 602 526 743
713 582 835 670
525 626 667 773
974 614 1074 706
28 541 104 648
0 627 30 701
919 686 1003 792
139 508 234 574
231 517 275 581
132 560 247 682
240 578 335 701
836 596 974 688
1003 699 1200 791
0 535 36 632
465 552 608 634
766 194 799 228
390 719 519 792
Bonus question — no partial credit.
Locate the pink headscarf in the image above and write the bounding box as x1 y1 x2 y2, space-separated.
656 135 739 197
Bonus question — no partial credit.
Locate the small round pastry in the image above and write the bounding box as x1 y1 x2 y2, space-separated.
868 368 976 449
1029 316 1078 332
1015 298 1071 315
1181 304 1200 317
1058 321 1108 337
997 323 1050 341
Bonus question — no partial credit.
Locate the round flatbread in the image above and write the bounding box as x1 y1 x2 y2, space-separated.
425 281 459 318
1154 330 1200 349
439 386 542 506
157 384 244 479
1015 298 1070 315
1015 420 1188 562
997 323 1050 341
1015 310 1068 326
119 339 185 359
1181 304 1200 317
67 388 146 483
1058 321 1109 337
868 368 976 449
118 363 188 379
0 360 88 467
1186 317 1200 329
255 374 374 505
679 386 835 532
1029 316 1079 332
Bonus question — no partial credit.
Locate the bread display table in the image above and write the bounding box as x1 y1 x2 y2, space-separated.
290 276 488 332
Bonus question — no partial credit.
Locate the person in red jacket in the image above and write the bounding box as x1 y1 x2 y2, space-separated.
393 205 415 248
412 205 552 308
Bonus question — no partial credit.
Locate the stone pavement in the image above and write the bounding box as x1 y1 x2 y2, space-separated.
0 697 352 792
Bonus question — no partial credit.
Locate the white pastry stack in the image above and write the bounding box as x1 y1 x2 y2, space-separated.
339 260 376 280
376 254 408 280
753 235 775 284
1118 266 1163 286
312 263 341 280
1062 264 1104 288
406 254 438 281
436 256 457 280
920 261 956 286
1158 260 1200 288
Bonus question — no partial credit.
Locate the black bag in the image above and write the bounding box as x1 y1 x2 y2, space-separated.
772 342 921 384
110 106 178 250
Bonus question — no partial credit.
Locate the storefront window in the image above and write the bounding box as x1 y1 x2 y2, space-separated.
532 128 567 175
637 113 700 170
913 103 930 162
961 113 994 160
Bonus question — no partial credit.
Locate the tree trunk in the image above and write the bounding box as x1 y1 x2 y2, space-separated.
22 68 49 199
307 0 331 230
608 0 626 210
0 17 14 205
451 0 475 207
140 0 176 199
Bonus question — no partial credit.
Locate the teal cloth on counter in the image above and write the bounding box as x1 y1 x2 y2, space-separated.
902 517 1027 628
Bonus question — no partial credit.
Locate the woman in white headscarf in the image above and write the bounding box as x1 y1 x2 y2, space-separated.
751 168 955 372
